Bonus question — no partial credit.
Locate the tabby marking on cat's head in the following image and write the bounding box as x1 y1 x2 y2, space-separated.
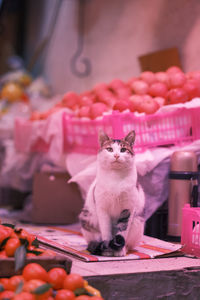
98 130 135 156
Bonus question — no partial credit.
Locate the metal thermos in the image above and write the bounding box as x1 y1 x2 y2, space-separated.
168 151 198 239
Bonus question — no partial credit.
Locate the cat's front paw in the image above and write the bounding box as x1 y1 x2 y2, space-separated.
113 247 126 257
109 234 125 251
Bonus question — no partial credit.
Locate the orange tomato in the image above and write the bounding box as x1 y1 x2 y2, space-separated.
47 267 67 290
90 297 104 300
0 290 15 299
0 250 7 258
22 263 48 282
12 291 35 300
0 278 9 290
5 238 21 257
75 296 91 300
54 289 75 300
0 228 10 244
23 279 52 300
63 273 84 291
7 275 24 291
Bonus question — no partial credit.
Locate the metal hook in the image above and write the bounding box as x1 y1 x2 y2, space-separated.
70 0 91 77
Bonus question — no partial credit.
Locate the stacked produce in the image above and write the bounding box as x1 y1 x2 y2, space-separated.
0 262 103 299
29 66 200 121
0 223 55 270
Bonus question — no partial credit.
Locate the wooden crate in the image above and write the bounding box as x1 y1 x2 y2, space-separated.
0 255 72 277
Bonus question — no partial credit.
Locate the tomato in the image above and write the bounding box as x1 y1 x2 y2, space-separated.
168 72 186 88
54 289 75 300
0 290 15 299
22 263 48 282
0 250 7 258
0 278 9 290
47 267 67 290
140 71 156 85
166 66 182 74
149 82 168 98
75 296 91 300
0 227 11 244
12 291 35 300
7 275 24 291
77 106 91 118
155 72 169 86
140 96 159 114
113 100 130 112
23 279 52 300
131 80 149 95
167 88 189 104
129 95 143 112
61 91 80 110
5 238 21 257
154 96 166 107
90 297 104 300
63 273 84 291
183 79 200 99
90 103 108 119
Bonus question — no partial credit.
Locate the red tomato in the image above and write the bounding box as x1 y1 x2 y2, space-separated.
140 71 156 85
63 273 84 291
113 100 130 112
140 97 159 114
183 79 199 100
129 95 143 112
149 82 168 98
47 267 67 290
90 103 108 119
77 106 91 118
131 80 149 95
155 72 169 86
154 96 166 107
22 263 48 282
168 72 186 88
62 92 80 109
54 289 75 300
167 88 189 104
166 66 182 74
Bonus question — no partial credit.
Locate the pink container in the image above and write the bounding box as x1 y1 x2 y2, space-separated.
14 118 51 153
181 204 200 257
63 106 200 154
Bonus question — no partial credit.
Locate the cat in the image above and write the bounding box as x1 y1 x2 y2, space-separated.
79 130 145 257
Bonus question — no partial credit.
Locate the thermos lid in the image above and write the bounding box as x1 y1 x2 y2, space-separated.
170 151 198 172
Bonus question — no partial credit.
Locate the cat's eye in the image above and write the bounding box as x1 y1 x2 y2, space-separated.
106 147 113 152
120 147 127 153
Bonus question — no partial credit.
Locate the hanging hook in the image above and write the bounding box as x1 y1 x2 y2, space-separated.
70 0 91 77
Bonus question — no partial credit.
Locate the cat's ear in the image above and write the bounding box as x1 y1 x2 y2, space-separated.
124 130 135 146
98 130 110 147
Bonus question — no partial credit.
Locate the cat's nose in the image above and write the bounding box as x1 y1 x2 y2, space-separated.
114 153 120 159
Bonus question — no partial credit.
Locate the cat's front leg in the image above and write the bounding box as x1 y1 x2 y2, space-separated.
111 209 133 256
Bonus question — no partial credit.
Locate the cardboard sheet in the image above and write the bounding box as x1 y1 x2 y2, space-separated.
22 225 183 262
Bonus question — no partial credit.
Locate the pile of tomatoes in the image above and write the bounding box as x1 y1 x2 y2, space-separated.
0 224 55 260
0 262 103 300
29 66 200 120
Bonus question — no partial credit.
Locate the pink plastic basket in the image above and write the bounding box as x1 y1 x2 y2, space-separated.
181 204 200 257
14 118 51 153
63 106 200 154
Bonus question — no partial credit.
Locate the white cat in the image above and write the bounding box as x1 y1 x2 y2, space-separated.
79 130 145 256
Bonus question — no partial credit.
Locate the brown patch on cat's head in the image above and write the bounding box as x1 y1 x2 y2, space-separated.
98 130 136 154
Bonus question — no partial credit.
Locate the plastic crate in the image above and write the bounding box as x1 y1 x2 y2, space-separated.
63 106 200 154
14 118 51 153
181 204 200 257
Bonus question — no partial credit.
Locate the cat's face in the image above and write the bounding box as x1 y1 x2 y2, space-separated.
98 131 135 169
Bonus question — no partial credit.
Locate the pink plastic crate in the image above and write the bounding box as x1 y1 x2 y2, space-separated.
63 106 200 154
14 118 51 153
181 204 200 257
